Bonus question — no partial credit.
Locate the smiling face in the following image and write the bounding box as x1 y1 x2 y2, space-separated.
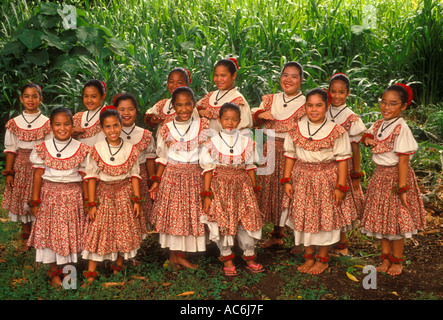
167 71 188 95
20 87 42 114
213 65 236 91
329 79 350 107
102 115 122 145
116 99 137 127
380 90 407 120
173 92 195 122
305 93 328 124
83 86 105 111
51 112 73 141
219 109 240 132
280 65 302 96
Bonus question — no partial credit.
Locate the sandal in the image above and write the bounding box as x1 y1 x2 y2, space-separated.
223 266 238 277
246 264 265 273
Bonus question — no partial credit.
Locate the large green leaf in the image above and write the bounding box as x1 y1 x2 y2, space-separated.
42 33 69 52
76 26 98 44
1 40 25 58
39 2 61 16
17 29 44 50
25 49 49 66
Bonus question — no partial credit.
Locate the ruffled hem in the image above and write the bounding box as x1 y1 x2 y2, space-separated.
90 145 140 176
159 118 210 150
81 249 139 262
34 142 91 170
204 138 255 165
371 120 402 154
158 233 206 252
73 112 102 139
35 248 80 265
5 119 50 141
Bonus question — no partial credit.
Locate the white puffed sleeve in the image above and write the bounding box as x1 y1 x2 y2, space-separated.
393 124 418 155
145 136 157 159
155 136 168 166
245 143 260 171
238 102 253 130
29 148 45 169
129 157 142 180
198 144 216 175
4 129 18 154
83 152 100 181
283 132 297 159
333 131 352 161
250 101 265 116
348 118 367 143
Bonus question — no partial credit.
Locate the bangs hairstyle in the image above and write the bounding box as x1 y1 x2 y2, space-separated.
384 84 411 105
171 86 196 105
329 73 350 91
281 61 304 81
50 107 73 125
306 88 329 106
99 107 122 127
114 93 139 110
214 58 238 75
168 67 191 84
22 83 42 97
219 102 241 118
83 79 106 96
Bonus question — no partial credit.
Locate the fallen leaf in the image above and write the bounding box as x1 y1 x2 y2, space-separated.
0 258 6 263
346 272 359 282
102 281 125 288
177 291 195 296
162 282 172 287
130 275 146 280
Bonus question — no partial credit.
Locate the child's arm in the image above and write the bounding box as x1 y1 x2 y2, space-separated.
202 170 213 213
334 160 348 206
87 179 97 221
146 159 156 179
4 152 16 189
351 142 362 189
30 168 44 216
148 163 165 200
131 177 141 217
397 154 409 208
282 157 296 199
247 169 256 187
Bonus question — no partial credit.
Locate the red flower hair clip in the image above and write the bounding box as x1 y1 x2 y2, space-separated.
323 89 333 106
100 105 118 114
184 68 192 84
394 83 413 105
101 81 107 93
112 93 124 105
330 72 349 79
228 57 239 70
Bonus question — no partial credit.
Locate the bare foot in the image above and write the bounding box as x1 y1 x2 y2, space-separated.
260 237 284 249
376 259 391 273
387 263 403 276
307 261 329 275
81 277 95 288
50 276 63 288
298 259 315 273
177 256 198 269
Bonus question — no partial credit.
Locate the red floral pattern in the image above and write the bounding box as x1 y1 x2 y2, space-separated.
73 112 102 139
371 120 402 154
198 91 247 119
5 119 51 142
34 142 91 171
261 94 306 132
204 138 255 165
90 144 141 176
159 118 210 150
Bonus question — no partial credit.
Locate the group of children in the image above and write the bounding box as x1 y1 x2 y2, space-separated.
1 58 427 287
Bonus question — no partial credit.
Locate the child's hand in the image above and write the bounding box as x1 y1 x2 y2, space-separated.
133 203 140 218
71 126 85 137
150 115 163 124
399 193 408 209
364 137 377 147
258 111 275 121
198 108 212 118
89 206 97 221
31 206 38 217
149 182 159 200
203 197 212 214
351 178 361 190
284 183 294 199
334 189 345 206
5 175 14 189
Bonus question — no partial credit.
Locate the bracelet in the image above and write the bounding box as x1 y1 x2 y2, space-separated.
279 177 292 185
131 195 145 204
150 175 161 183
336 183 350 193
350 171 365 179
2 170 15 177
253 185 263 193
27 199 41 207
85 199 100 208
253 109 266 123
393 184 410 195
200 190 214 199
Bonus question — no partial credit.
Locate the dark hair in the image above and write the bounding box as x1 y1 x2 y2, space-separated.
329 73 350 91
83 79 106 96
99 107 122 127
22 83 42 97
168 68 191 84
219 102 241 118
281 61 303 81
214 58 238 75
171 86 196 106
306 88 329 106
50 107 73 125
384 85 409 105
114 93 139 111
